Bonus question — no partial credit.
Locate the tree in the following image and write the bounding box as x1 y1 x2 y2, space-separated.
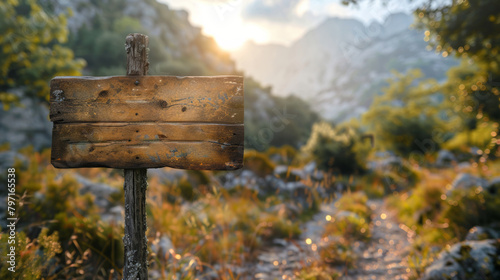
345 0 500 158
417 0 500 123
0 0 85 109
362 70 452 158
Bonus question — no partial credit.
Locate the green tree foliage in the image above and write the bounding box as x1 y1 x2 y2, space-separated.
417 0 500 72
362 70 451 157
417 0 500 122
244 77 320 151
303 120 371 174
344 0 500 158
69 14 146 75
0 0 85 109
61 0 232 76
416 0 500 158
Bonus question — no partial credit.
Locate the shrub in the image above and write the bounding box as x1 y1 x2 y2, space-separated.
297 265 340 280
303 121 371 174
266 145 300 166
52 213 124 274
443 187 500 239
335 192 371 220
0 229 61 279
257 214 301 241
243 150 276 177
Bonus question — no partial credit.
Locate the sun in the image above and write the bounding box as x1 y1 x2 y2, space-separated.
207 24 269 51
212 31 247 51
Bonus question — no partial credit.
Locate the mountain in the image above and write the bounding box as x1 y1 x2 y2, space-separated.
47 0 235 76
231 13 458 122
1 0 318 151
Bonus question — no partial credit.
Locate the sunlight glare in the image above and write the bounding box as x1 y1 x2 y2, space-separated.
210 24 268 51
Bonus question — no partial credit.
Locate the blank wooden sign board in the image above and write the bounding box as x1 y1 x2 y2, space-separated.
50 75 244 169
49 33 243 279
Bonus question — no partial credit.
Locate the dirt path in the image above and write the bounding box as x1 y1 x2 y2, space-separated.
250 201 338 280
342 199 413 280
248 199 413 280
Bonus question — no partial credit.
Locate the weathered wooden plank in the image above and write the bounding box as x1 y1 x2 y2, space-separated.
49 76 243 124
51 140 243 170
52 123 243 144
123 33 149 280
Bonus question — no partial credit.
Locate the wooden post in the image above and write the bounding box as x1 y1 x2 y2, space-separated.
123 33 149 280
49 31 244 279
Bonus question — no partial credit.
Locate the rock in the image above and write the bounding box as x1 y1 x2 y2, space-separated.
282 182 316 211
0 151 28 170
34 191 45 201
436 150 456 167
73 174 119 209
148 168 186 183
456 162 472 170
376 156 404 171
422 240 500 280
470 146 481 156
335 210 361 220
465 226 500 241
449 173 487 194
149 270 162 279
333 182 348 193
303 161 317 174
264 175 286 193
272 238 288 247
274 165 288 176
101 205 124 224
223 170 263 193
0 90 52 151
283 181 306 192
274 165 306 181
151 235 175 259
302 161 324 181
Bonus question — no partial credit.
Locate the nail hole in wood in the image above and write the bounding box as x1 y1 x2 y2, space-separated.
182 106 187 112
98 90 108 98
135 113 138 116
136 156 139 159
159 100 168 108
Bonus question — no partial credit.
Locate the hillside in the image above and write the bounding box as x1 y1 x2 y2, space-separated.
231 13 458 122
0 0 318 151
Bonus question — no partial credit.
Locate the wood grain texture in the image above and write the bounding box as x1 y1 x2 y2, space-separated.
123 168 148 280
51 123 244 169
49 76 244 169
49 75 244 124
123 33 148 280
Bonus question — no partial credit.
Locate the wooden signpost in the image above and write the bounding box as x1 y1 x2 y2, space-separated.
49 33 244 279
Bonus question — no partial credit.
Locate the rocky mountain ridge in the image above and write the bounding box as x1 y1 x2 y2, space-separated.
231 13 458 122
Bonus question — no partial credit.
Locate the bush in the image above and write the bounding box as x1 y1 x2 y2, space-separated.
443 187 500 239
362 70 448 158
302 121 371 174
243 150 276 177
335 192 371 220
0 229 61 279
319 191 371 267
266 145 300 166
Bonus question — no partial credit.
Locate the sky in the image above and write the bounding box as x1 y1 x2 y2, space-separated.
158 0 424 50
